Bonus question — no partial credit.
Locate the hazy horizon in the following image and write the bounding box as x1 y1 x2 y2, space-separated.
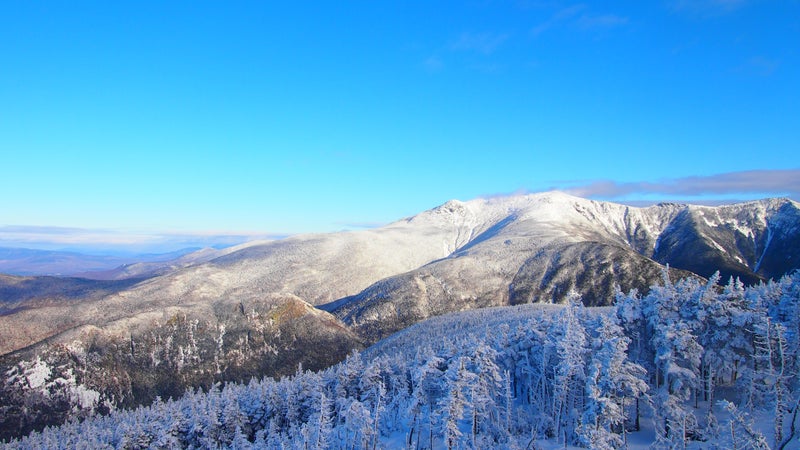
2 190 798 254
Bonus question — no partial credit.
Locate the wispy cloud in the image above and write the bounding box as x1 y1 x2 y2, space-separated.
531 4 584 36
575 13 629 30
423 31 510 74
737 56 780 77
450 32 510 55
559 169 800 201
668 0 749 16
532 4 628 36
423 55 445 72
0 225 104 236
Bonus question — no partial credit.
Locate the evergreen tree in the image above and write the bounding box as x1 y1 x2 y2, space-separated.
578 314 647 450
644 273 702 445
440 356 475 450
549 293 588 444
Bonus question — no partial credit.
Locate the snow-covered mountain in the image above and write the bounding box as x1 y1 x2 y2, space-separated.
2 191 799 363
327 192 800 342
0 192 798 440
71 246 237 280
0 211 469 356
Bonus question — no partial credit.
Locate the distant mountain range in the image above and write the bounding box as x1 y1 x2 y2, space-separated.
0 247 202 278
3 191 799 353
1 192 798 438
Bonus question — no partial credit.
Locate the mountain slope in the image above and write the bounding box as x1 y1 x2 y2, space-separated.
72 246 236 280
652 198 800 283
327 193 800 342
6 274 799 449
0 205 491 435
1 192 798 440
5 192 797 356
0 274 144 314
0 213 476 356
0 206 490 438
3 192 798 356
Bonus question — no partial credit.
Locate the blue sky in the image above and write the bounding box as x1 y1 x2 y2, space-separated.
1 1 799 251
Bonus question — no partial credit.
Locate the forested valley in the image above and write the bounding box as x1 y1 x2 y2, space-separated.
3 270 799 449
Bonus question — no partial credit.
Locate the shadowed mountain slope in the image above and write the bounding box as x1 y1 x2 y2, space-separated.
327 193 799 343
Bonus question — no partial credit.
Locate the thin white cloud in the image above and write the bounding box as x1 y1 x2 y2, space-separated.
423 55 445 72
738 56 780 76
668 0 749 16
423 31 509 74
450 32 510 55
531 4 628 36
531 4 585 36
0 225 108 236
575 13 629 30
559 169 800 200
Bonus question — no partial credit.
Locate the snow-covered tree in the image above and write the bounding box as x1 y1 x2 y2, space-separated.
643 273 702 446
439 356 475 450
720 400 770 450
578 314 647 450
549 293 588 445
468 342 503 445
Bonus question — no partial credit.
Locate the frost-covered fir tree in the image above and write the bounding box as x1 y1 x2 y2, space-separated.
643 272 702 446
468 342 503 446
549 293 588 445
439 356 476 450
577 314 647 450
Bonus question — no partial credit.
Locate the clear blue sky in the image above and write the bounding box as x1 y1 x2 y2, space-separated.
1 1 799 247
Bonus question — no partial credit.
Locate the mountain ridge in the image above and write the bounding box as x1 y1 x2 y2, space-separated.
3 192 799 355
0 192 798 439
324 193 799 342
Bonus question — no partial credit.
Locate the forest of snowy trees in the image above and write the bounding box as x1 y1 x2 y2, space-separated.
2 271 799 449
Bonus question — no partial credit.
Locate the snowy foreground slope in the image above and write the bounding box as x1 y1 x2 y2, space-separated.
3 272 799 449
0 192 799 442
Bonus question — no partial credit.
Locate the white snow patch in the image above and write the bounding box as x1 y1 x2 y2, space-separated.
754 226 773 272
709 238 727 253
25 357 51 389
69 384 101 410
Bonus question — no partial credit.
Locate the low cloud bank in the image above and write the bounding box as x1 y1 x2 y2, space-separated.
560 169 800 203
0 226 283 255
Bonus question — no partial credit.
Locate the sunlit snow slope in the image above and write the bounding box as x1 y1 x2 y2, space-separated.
1 191 798 358
327 192 800 342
